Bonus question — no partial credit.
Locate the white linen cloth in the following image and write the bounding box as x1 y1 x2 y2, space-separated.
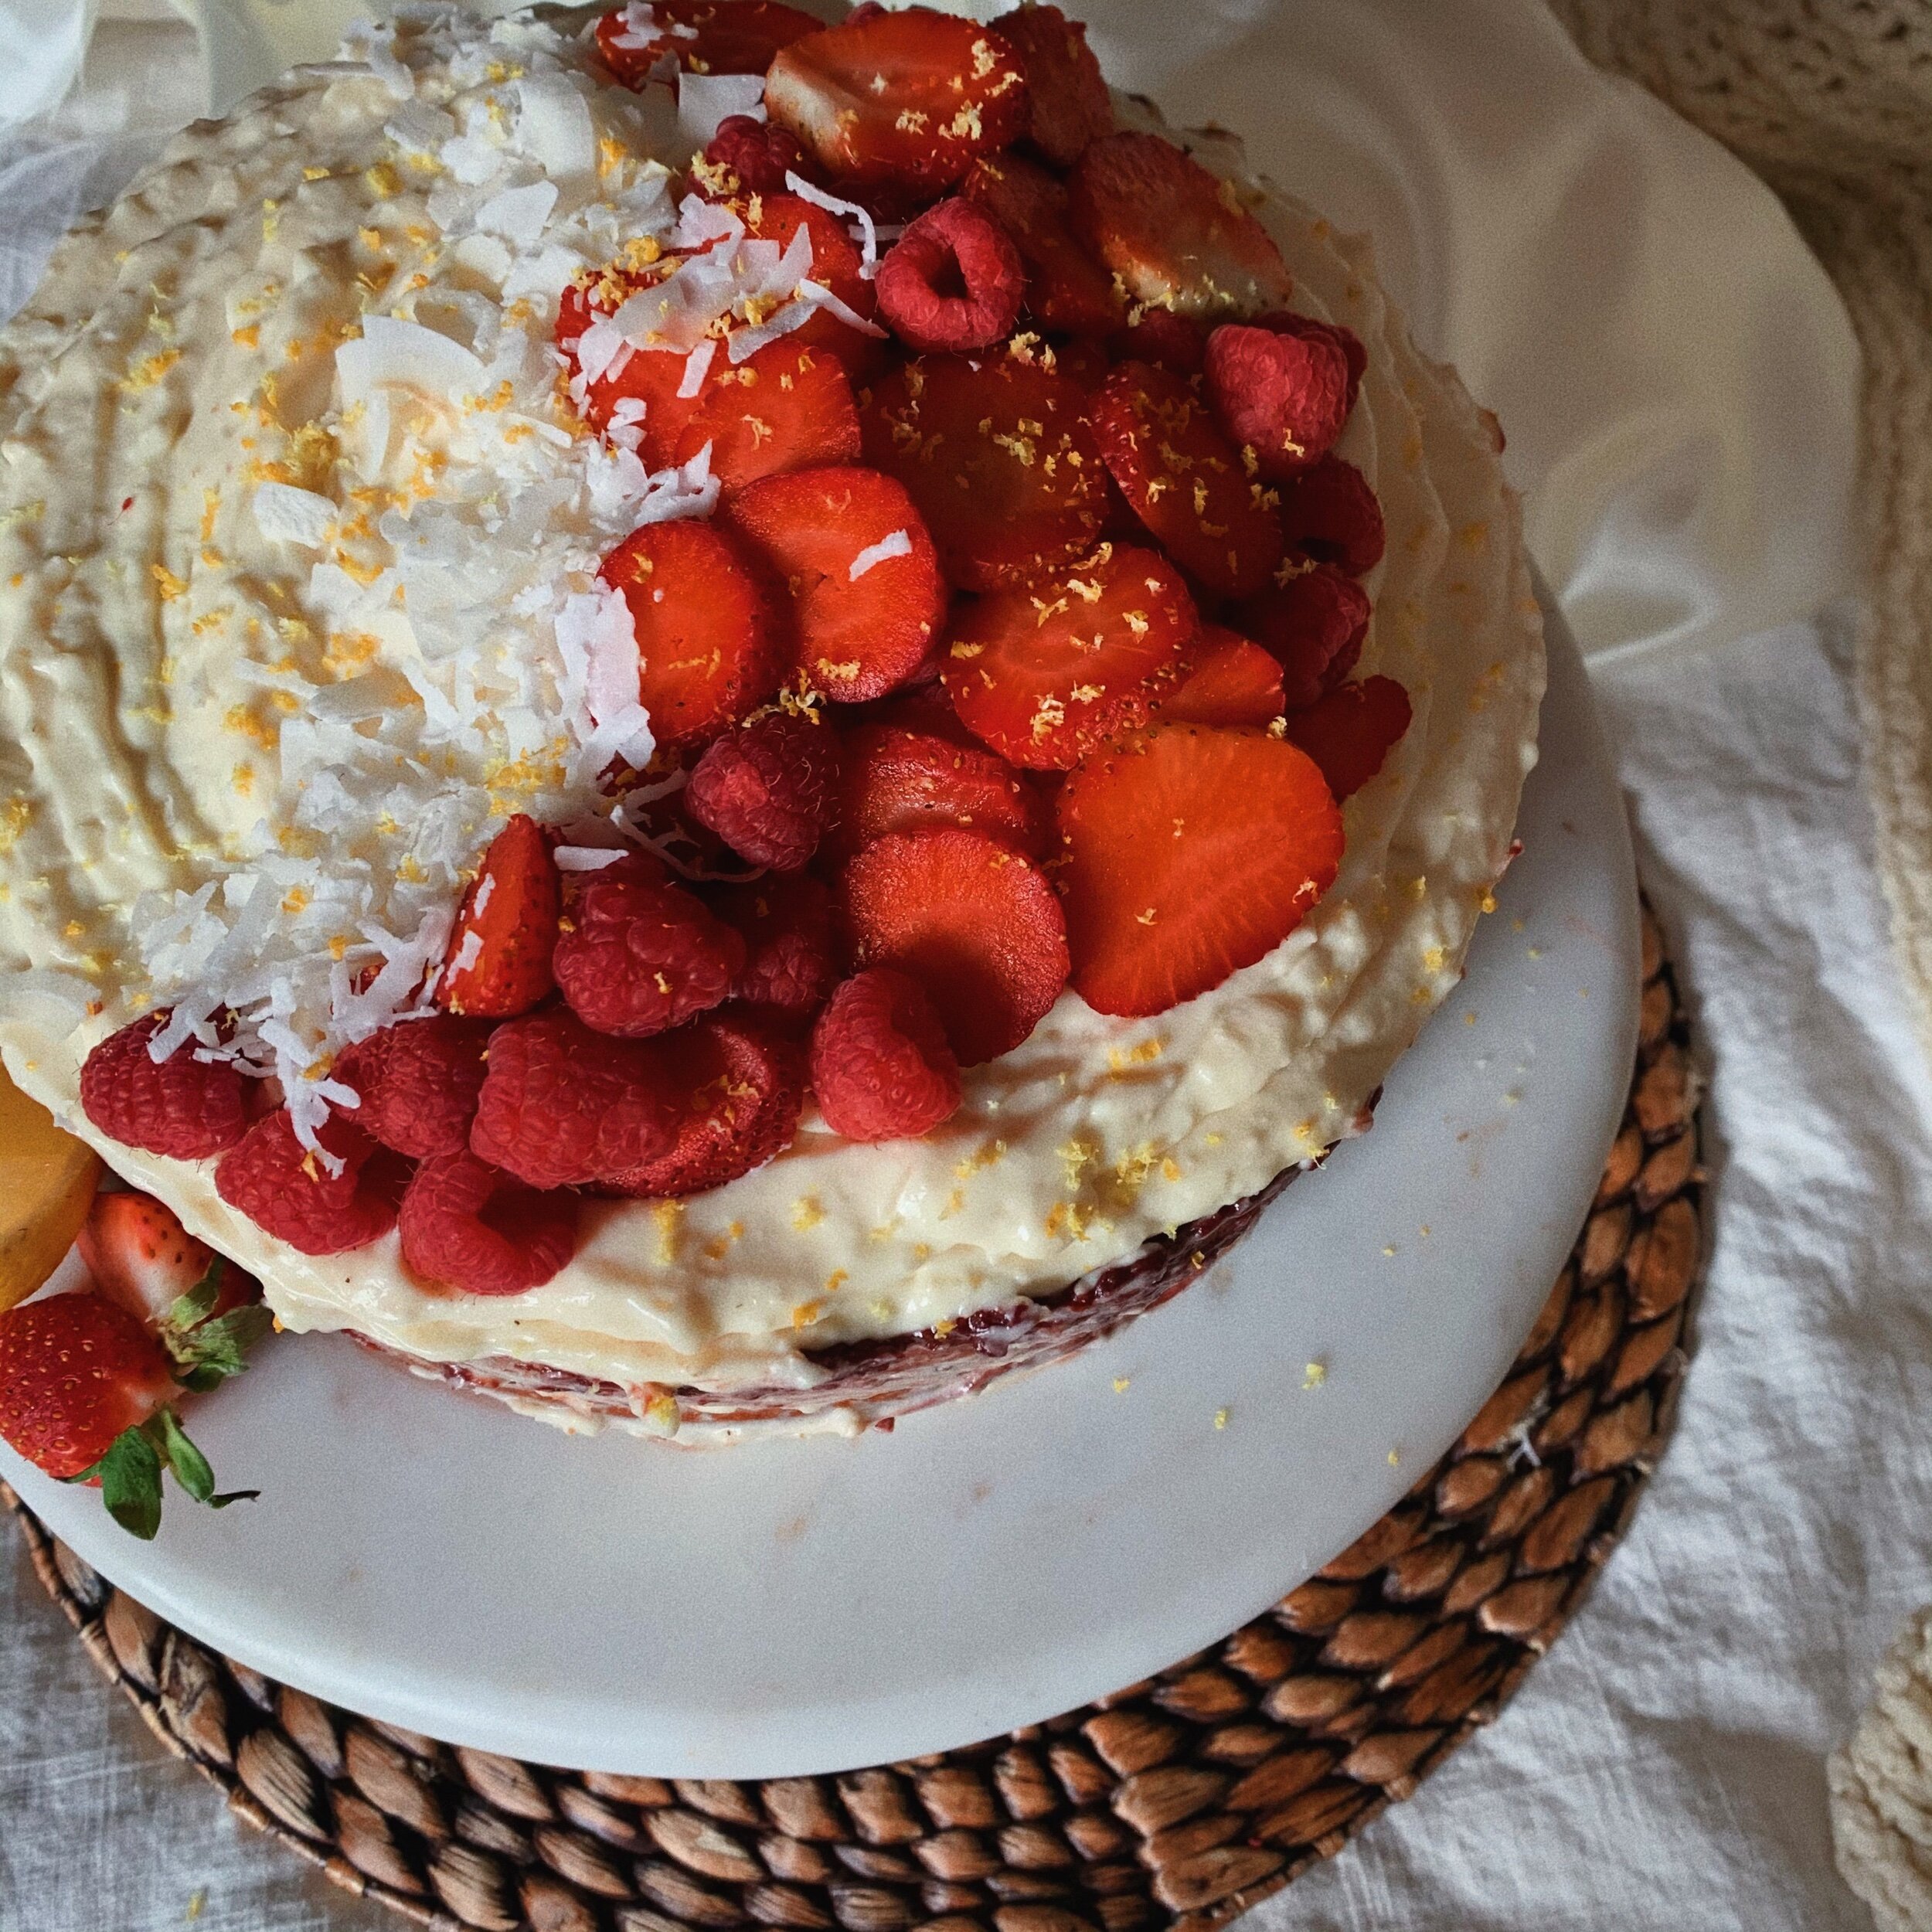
0 3 1912 1929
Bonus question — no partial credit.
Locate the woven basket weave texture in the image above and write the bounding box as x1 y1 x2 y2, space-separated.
7 903 1699 1932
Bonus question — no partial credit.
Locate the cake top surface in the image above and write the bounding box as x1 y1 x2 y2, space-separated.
0 4 1543 1404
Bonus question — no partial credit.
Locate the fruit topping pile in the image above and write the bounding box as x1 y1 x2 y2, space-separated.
77 2 1414 1301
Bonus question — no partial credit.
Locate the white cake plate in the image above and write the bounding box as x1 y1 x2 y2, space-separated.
2 600 1637 1778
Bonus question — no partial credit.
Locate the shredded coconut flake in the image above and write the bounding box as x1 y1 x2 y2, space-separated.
677 72 768 153
786 171 879 280
849 529 913 580
252 482 336 549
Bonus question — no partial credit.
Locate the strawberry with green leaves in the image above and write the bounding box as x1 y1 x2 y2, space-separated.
0 1229 272 1538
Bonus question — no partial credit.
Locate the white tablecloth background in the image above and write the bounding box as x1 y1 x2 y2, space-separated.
1 4 1920 1928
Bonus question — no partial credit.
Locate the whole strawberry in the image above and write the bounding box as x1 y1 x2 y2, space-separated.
0 1260 272 1537
0 1293 174 1481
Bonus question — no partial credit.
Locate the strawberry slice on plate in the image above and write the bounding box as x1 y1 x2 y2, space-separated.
438 814 560 1021
595 0 824 83
860 352 1109 590
992 2 1113 168
1069 131 1293 319
1092 359 1284 599
941 539 1198 770
840 826 1070 1064
726 464 946 701
1280 675 1413 801
961 152 1122 338
1056 723 1345 1016
78 1191 218 1333
664 339 861 494
764 5 1029 195
598 517 788 750
1160 625 1286 730
831 718 1049 862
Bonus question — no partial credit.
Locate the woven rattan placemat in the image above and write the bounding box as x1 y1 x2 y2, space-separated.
4 902 1699 1932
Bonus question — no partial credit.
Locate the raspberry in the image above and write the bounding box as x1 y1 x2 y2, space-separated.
553 876 747 1037
600 1011 807 1199
468 1011 679 1190
876 198 1025 354
80 1012 249 1162
1202 322 1352 481
215 1111 410 1256
685 713 842 871
702 114 815 196
1281 675 1413 801
1277 455 1386 577
711 875 842 1026
398 1152 579 1298
1236 563 1372 708
1257 310 1366 411
334 1015 491 1159
811 968 961 1142
840 828 1070 1064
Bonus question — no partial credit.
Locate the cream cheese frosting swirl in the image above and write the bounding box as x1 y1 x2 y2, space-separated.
0 8 1544 1413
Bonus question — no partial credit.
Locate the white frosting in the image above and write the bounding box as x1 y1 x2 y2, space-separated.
0 12 1543 1409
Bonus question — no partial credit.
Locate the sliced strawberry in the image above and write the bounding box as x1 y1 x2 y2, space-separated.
1069 131 1293 319
1057 723 1344 1016
77 1191 219 1333
941 539 1198 770
1203 321 1352 481
710 873 842 1026
1277 454 1385 577
1043 333 1114 391
594 0 822 83
599 1010 807 1198
841 827 1069 1063
598 518 788 750
1108 304 1207 375
557 268 701 442
1160 627 1285 730
960 153 1122 338
665 339 860 494
724 464 945 702
438 815 560 1021
831 719 1048 862
729 192 882 381
1280 675 1412 801
859 353 1108 590
992 2 1113 168
764 7 1028 196
876 198 1025 355
1236 562 1371 707
1090 360 1283 599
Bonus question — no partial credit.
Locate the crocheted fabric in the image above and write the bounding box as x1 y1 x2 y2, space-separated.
1551 7 1932 1923
1553 0 1932 1053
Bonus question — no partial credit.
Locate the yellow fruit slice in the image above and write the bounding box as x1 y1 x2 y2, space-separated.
0 1062 104 1312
